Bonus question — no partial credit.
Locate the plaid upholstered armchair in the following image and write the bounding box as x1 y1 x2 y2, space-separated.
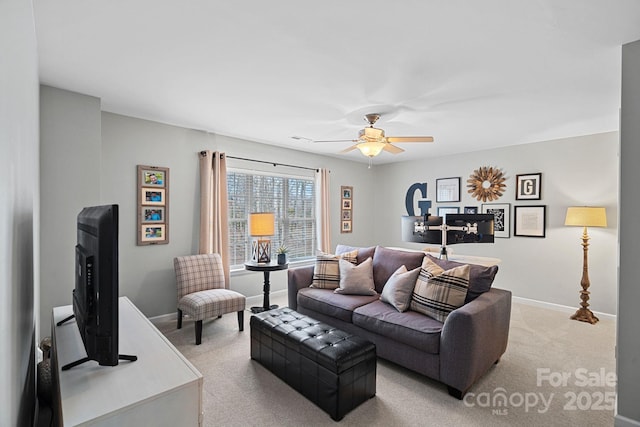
173 254 246 344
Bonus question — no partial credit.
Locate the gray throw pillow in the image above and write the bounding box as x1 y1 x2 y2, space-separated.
380 265 422 312
334 257 377 296
310 250 358 290
372 246 425 293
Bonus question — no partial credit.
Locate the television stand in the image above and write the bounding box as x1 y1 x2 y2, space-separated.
55 313 138 371
52 297 203 426
61 353 138 371
56 313 75 327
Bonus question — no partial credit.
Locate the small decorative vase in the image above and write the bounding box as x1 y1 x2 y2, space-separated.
277 253 287 265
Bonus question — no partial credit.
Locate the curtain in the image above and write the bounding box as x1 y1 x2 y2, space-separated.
315 168 331 253
199 150 230 285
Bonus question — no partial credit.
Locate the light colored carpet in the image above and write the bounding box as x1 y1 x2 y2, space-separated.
153 293 615 426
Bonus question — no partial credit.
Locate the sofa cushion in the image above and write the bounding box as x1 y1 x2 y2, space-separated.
297 288 379 322
310 250 358 290
335 244 376 265
426 254 499 303
380 265 421 312
411 257 470 322
372 246 425 293
353 300 443 354
334 258 377 296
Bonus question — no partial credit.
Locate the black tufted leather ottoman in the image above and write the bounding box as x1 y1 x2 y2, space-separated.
250 307 376 421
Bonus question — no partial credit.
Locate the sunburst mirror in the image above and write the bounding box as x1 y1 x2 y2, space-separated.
467 166 506 202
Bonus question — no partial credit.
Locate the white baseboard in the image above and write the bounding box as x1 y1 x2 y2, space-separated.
245 289 287 307
512 296 616 321
615 414 640 427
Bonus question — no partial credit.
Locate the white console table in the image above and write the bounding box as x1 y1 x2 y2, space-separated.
52 296 203 426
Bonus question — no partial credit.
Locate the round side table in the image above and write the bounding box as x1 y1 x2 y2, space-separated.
244 261 288 313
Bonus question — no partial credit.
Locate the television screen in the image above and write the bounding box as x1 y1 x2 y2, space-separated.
445 213 495 245
58 204 128 370
401 215 443 244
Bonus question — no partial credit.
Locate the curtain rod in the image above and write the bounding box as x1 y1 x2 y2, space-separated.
200 151 319 172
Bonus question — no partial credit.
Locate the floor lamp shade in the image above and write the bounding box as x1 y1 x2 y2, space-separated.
249 213 275 263
564 207 607 228
564 206 607 324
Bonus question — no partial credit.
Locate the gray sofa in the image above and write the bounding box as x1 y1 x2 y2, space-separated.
287 245 512 399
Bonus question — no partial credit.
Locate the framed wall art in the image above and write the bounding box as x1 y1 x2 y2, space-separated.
436 177 461 202
515 173 542 200
137 165 169 245
437 206 460 217
141 224 166 243
340 185 352 234
514 205 546 237
481 203 511 238
141 206 165 223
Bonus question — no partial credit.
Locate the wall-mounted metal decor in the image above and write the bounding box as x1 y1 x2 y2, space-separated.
467 166 507 202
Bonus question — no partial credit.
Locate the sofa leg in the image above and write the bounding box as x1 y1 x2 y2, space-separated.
237 310 244 331
195 320 203 345
177 309 183 329
447 386 465 400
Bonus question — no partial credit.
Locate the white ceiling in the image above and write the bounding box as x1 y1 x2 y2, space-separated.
34 1 640 165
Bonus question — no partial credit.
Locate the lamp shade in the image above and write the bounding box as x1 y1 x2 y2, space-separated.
564 207 607 227
249 212 275 236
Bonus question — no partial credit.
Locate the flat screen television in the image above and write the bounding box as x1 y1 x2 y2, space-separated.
445 213 495 245
57 204 136 370
401 213 494 246
401 215 443 244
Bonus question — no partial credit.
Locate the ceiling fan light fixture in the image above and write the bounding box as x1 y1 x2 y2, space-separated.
357 141 385 157
359 127 385 142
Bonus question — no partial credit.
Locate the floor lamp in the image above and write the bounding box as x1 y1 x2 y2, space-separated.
564 206 607 324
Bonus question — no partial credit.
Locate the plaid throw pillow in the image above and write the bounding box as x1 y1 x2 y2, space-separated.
410 256 470 322
310 250 358 290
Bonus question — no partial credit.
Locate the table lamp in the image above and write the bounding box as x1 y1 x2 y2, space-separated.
564 206 607 324
249 212 275 263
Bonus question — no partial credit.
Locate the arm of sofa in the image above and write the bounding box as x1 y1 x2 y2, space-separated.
287 265 314 310
439 287 512 398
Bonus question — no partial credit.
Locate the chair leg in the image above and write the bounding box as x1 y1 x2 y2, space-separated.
195 320 203 345
237 310 244 331
177 309 183 329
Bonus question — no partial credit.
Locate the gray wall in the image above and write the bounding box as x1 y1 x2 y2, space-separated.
374 132 619 315
39 86 622 332
0 0 39 425
617 39 640 426
39 96 378 333
39 86 102 335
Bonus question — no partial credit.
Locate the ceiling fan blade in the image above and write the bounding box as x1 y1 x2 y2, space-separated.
386 136 434 143
340 145 359 154
313 139 357 143
383 143 404 154
291 136 356 143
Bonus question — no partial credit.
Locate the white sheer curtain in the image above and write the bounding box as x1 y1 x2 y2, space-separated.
315 168 331 253
199 150 230 285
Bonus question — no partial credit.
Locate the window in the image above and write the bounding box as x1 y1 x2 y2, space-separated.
227 169 316 268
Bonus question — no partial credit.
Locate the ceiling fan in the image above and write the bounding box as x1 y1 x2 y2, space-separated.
293 113 434 159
